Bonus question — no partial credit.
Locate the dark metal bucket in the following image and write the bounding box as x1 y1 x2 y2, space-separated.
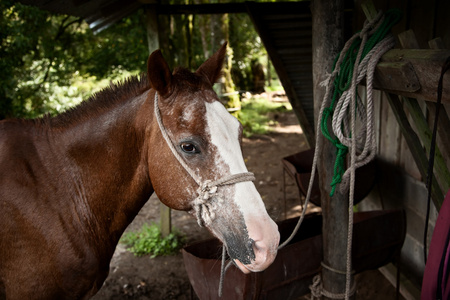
281 149 377 206
182 210 405 300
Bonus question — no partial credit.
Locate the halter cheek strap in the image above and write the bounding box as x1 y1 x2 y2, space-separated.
154 93 255 227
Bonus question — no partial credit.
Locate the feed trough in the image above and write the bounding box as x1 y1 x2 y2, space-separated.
182 210 405 299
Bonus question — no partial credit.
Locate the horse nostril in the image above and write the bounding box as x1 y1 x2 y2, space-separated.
248 239 255 252
252 240 269 258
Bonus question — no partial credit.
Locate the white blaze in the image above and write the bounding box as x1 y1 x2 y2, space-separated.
204 101 279 273
204 102 267 219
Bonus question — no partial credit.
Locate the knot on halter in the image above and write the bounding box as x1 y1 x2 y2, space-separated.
154 92 256 227
193 181 220 227
199 180 218 201
192 173 256 227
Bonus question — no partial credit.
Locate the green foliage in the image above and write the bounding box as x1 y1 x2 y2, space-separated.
264 78 284 92
237 96 291 137
0 1 147 118
156 5 270 92
86 10 148 78
229 13 266 91
1 1 283 119
120 223 186 257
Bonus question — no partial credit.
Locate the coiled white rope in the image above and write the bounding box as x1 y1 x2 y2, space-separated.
306 11 396 300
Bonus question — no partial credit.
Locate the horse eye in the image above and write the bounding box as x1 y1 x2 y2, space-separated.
180 142 199 154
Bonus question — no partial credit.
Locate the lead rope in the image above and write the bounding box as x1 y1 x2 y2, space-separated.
153 93 255 297
279 9 399 250
208 9 398 297
310 10 399 300
262 9 399 300
213 10 397 296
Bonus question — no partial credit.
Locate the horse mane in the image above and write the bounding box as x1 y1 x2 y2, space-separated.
32 66 209 129
41 74 150 128
171 67 213 91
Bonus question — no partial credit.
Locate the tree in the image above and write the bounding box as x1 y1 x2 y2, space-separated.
0 1 148 118
1 0 54 118
1 0 276 118
229 13 267 92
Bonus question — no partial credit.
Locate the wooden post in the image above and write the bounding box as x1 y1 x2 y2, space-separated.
311 0 352 299
377 30 450 209
145 5 172 237
396 31 450 194
145 4 160 53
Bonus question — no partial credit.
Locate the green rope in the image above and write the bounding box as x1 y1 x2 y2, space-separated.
321 9 402 197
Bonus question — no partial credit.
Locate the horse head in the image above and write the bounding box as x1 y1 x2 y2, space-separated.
146 43 279 274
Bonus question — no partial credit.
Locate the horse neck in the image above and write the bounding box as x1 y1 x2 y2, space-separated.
51 90 155 252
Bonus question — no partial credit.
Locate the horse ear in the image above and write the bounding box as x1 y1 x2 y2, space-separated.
147 49 172 97
196 42 227 85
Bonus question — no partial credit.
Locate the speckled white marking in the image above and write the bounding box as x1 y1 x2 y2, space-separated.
204 102 265 216
181 101 198 123
205 101 279 272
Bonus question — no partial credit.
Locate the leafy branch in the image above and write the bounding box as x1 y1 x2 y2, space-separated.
41 16 83 84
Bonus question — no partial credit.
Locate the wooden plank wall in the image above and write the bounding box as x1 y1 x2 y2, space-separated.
352 0 450 289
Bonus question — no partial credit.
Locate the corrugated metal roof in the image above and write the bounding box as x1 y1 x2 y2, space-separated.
247 2 315 146
16 0 144 33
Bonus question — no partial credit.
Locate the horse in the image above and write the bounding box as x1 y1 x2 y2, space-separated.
0 43 280 299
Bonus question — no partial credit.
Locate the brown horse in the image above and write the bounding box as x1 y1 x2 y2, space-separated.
0 44 279 299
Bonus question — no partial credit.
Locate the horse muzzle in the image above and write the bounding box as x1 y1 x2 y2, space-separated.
228 216 280 274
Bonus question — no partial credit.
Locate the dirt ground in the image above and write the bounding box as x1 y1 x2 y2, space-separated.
92 96 403 300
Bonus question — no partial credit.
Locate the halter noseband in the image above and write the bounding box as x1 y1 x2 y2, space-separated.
154 93 255 227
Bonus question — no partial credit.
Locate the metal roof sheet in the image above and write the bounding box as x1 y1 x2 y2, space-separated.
16 0 144 33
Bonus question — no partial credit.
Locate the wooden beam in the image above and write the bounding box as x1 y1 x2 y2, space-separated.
385 93 443 209
160 203 172 237
145 5 159 55
312 0 351 299
153 1 310 15
374 61 420 92
403 97 450 192
145 6 172 237
374 49 450 103
155 2 246 15
396 31 450 194
429 37 446 49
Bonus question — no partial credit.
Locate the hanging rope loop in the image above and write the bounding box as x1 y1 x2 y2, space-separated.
309 273 357 300
278 7 401 261
320 8 402 196
314 8 402 300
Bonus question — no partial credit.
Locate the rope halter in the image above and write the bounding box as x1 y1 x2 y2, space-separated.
153 92 255 227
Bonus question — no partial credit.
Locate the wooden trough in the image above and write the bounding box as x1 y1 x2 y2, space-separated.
182 210 406 299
